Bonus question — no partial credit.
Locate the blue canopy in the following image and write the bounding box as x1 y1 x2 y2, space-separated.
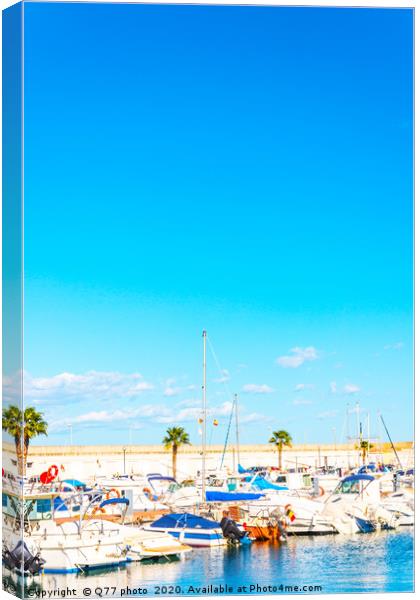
206 491 264 502
238 464 250 474
357 465 376 473
62 479 86 487
342 474 374 483
151 513 219 530
99 497 129 508
251 476 288 491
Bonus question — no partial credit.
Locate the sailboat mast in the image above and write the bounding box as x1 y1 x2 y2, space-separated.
366 411 370 463
380 413 403 470
356 401 361 466
346 403 350 469
201 330 207 503
235 393 240 469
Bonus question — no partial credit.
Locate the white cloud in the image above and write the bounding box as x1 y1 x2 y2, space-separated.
158 406 202 424
242 383 274 394
52 398 267 431
384 342 404 350
240 412 269 424
214 369 230 384
317 410 338 419
50 403 171 431
149 400 243 425
20 370 271 435
176 398 201 408
23 370 154 406
163 378 196 397
276 347 319 368
329 381 337 394
294 383 314 392
163 386 181 397
293 398 313 406
343 384 360 395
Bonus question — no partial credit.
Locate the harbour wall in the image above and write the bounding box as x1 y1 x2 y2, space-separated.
2 442 413 481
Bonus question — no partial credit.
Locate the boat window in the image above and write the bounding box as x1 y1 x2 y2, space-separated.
2 493 8 507
336 480 360 494
167 483 180 493
37 498 52 513
276 476 287 484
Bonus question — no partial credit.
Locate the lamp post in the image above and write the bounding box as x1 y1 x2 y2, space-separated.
123 447 127 474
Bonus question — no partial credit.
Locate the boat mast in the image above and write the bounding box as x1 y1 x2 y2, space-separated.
346 403 350 469
380 413 403 470
235 393 240 470
356 401 361 466
201 330 207 503
366 411 370 463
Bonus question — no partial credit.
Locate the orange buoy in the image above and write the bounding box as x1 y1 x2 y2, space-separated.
106 488 121 500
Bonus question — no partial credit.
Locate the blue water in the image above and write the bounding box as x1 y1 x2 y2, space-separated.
7 529 414 597
119 530 414 595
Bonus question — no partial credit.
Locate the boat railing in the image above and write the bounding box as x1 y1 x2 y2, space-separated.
48 487 119 532
76 490 130 533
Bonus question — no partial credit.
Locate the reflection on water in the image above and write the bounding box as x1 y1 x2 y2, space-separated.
4 530 414 597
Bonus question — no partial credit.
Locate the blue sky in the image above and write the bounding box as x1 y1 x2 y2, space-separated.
18 3 413 446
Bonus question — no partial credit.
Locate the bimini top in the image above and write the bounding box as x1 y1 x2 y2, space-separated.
342 474 375 484
251 476 288 491
147 475 177 483
151 513 220 530
99 497 129 509
238 464 250 474
62 479 86 488
206 490 264 502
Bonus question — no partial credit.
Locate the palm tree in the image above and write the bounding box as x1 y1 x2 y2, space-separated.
162 426 191 480
2 405 48 475
269 429 292 470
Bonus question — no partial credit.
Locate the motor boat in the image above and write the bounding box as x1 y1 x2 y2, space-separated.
146 474 202 509
145 513 227 547
319 474 400 534
91 475 169 522
2 489 128 574
2 485 191 575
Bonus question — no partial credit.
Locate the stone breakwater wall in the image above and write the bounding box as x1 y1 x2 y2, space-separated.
2 442 413 481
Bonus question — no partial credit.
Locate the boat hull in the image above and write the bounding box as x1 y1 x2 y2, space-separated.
145 526 227 547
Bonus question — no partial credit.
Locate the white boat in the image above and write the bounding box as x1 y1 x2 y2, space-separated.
2 489 128 574
2 486 190 575
143 474 202 509
91 474 170 521
121 526 192 561
319 474 400 534
380 488 414 526
243 494 338 535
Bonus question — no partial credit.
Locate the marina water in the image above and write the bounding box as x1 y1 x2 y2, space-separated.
11 529 413 597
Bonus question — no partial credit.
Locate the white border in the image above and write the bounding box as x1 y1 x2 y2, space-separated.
0 1 416 600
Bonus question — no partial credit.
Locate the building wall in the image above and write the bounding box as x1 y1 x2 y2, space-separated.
2 442 413 481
